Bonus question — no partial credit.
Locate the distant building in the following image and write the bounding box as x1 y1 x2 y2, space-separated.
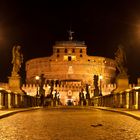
25 40 116 105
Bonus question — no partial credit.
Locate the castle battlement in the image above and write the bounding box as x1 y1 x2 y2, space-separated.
1 82 139 97
22 83 117 97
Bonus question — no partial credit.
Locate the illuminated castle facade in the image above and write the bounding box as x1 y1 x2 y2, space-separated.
26 41 116 84
24 39 116 105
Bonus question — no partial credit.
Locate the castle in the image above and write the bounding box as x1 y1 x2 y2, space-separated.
24 37 116 105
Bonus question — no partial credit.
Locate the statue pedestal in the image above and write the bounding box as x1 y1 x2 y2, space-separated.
113 75 129 94
8 76 24 94
117 77 129 88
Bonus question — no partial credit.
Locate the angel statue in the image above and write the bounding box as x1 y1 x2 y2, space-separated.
11 45 23 76
114 44 127 77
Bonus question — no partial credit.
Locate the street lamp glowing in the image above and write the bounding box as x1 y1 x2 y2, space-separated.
99 75 103 96
35 76 40 101
99 75 103 80
35 76 40 81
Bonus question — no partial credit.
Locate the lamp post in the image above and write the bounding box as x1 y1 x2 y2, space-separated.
35 76 40 96
85 84 90 106
99 75 103 96
35 76 40 106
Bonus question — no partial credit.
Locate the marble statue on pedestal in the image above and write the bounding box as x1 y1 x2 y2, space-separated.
9 45 24 94
115 44 127 77
11 45 23 76
113 45 129 94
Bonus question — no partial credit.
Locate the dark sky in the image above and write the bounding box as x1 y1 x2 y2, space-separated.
0 0 140 83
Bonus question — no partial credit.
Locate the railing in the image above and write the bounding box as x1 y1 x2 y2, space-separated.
0 89 37 109
91 87 140 110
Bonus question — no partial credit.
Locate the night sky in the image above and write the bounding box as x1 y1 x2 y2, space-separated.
0 0 140 83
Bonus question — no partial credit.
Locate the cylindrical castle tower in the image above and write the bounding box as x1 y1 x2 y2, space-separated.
25 40 116 85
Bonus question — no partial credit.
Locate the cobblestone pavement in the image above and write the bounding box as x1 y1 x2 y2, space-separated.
0 107 140 140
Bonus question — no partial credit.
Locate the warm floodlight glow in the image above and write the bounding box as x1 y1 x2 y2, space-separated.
133 86 140 90
0 87 4 90
99 75 103 80
35 76 40 80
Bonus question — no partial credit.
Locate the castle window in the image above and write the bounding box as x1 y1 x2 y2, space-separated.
80 54 83 57
72 49 75 53
68 56 72 61
72 56 76 61
80 49 82 53
57 49 59 53
57 54 59 57
65 49 67 53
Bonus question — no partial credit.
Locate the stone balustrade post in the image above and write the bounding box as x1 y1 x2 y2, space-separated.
5 93 8 109
113 94 117 108
134 91 138 109
51 100 54 107
125 92 129 109
15 94 18 107
119 93 122 107
56 100 58 106
8 93 12 109
86 99 89 106
81 100 84 106
20 95 23 107
0 92 2 109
